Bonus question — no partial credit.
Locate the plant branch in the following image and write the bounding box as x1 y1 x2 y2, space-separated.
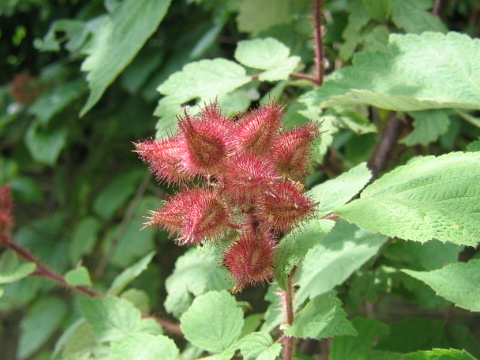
282 267 297 360
313 0 324 86
96 171 152 277
369 113 404 180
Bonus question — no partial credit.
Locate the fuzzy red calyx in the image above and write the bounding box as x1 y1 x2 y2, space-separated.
147 188 229 245
223 153 278 202
223 231 276 291
134 137 192 185
272 122 319 180
234 102 283 155
258 181 316 232
179 113 229 175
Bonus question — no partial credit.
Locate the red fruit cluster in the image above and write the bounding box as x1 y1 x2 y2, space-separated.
135 103 318 291
0 185 13 241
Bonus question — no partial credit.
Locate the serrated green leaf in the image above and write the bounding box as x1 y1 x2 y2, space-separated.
69 217 102 264
297 221 387 302
261 284 284 333
309 162 372 218
274 219 335 290
25 122 68 166
41 19 89 52
0 251 36 284
80 0 171 116
467 138 480 152
53 319 96 359
120 289 150 314
400 110 450 146
65 267 92 287
237 0 292 36
164 247 232 318
108 333 178 360
154 59 251 136
284 292 357 339
363 0 392 22
234 38 300 81
403 348 477 360
180 290 244 353
28 79 86 125
18 297 67 359
336 152 480 245
108 251 155 296
330 317 390 360
339 0 371 61
302 32 480 112
240 314 264 338
391 0 447 34
79 296 160 342
239 332 282 360
402 259 480 312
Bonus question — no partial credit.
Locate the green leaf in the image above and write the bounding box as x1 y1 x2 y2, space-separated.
237 0 292 36
297 221 387 302
239 332 282 360
234 38 300 81
284 292 357 339
154 59 251 137
93 169 144 221
403 348 477 360
391 0 447 34
164 247 232 318
41 19 89 52
180 290 244 353
400 110 450 146
108 333 178 360
28 79 86 125
336 152 480 245
25 123 68 166
120 289 150 314
301 32 480 112
274 219 335 290
80 0 172 116
363 0 392 22
467 138 480 152
339 0 371 60
330 317 390 360
53 320 96 359
240 314 264 338
65 267 92 287
402 259 480 312
308 162 372 218
18 297 67 359
0 251 36 284
79 296 160 342
108 251 155 296
69 217 102 264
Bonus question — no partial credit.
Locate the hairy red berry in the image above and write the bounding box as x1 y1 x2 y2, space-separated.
222 153 278 202
178 113 229 175
272 123 319 180
223 231 276 291
147 188 229 244
234 102 283 155
258 181 316 232
134 137 192 185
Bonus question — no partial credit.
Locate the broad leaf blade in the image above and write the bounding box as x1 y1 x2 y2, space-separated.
403 348 477 360
400 110 450 146
403 259 480 312
297 221 387 303
301 32 480 112
108 333 178 360
65 267 92 287
284 292 357 339
239 332 282 360
308 162 372 218
336 152 480 245
180 290 244 353
108 251 155 296
80 0 171 116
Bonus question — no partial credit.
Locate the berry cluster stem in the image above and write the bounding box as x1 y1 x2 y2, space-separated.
282 267 297 360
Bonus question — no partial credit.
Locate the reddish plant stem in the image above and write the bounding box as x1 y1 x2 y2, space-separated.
320 338 330 360
1 235 183 336
313 0 324 86
282 267 297 360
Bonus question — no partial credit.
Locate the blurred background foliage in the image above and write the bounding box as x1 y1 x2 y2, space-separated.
1 0 480 359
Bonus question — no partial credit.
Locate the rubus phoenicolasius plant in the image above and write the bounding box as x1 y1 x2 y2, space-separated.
135 102 318 291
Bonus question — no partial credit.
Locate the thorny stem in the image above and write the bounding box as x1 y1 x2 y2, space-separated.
432 0 442 17
320 338 330 360
282 267 297 360
0 234 183 336
313 0 324 86
96 171 152 277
